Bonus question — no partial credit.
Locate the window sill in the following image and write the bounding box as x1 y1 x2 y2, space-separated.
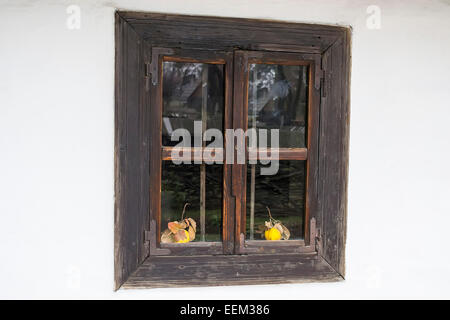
121 253 343 289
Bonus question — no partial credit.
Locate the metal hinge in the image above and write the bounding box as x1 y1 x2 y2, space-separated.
144 229 152 242
145 48 175 90
320 52 329 98
301 217 321 253
144 62 151 91
313 223 322 254
320 69 327 98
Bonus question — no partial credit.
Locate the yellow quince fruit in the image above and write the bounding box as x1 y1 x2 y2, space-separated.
176 230 190 243
265 227 281 241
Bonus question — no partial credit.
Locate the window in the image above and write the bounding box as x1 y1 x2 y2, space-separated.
115 12 351 289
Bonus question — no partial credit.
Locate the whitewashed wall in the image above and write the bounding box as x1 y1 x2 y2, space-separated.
1 0 450 299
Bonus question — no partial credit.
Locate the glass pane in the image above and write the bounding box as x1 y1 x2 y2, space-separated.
161 161 223 242
246 160 306 240
162 61 224 146
248 64 308 148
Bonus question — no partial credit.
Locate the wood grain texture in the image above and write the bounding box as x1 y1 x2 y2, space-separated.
148 46 163 255
247 148 308 161
231 51 247 254
162 147 309 162
149 49 233 257
118 12 345 54
115 11 351 289
317 30 351 278
304 53 321 247
114 13 149 290
222 51 235 255
161 147 224 162
123 253 341 288
234 49 321 254
160 242 223 256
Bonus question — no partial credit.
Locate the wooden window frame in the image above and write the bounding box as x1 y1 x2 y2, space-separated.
233 50 320 255
114 11 351 289
148 48 234 256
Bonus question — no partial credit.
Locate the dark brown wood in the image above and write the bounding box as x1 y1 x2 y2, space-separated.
233 50 321 255
115 11 350 289
162 146 306 162
149 48 233 257
160 242 223 256
243 217 318 254
317 31 351 278
247 148 307 161
222 50 235 255
232 50 247 254
304 50 322 247
148 47 163 254
123 253 341 288
118 12 345 54
200 67 208 242
114 13 149 290
164 55 227 64
162 147 224 162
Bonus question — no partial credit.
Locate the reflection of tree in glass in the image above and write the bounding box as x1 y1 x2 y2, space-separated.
163 62 223 116
249 64 307 129
162 62 224 147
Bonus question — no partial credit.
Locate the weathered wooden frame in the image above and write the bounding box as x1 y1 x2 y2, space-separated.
233 50 320 255
148 48 234 257
115 11 351 290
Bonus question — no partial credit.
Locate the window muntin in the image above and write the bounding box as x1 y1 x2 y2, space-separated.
153 50 317 254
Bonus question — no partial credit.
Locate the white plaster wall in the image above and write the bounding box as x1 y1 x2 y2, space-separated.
1 0 450 299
